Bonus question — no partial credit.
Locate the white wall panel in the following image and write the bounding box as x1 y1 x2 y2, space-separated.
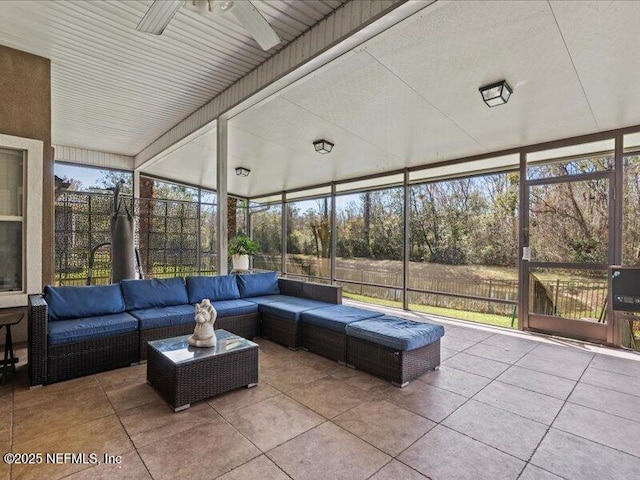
54 146 134 171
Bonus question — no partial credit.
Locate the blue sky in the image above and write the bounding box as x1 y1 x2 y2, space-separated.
55 164 106 190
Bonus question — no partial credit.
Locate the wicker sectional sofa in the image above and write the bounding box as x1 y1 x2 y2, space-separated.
29 271 444 388
28 272 340 386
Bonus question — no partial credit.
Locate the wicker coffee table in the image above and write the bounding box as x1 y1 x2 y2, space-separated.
147 330 258 412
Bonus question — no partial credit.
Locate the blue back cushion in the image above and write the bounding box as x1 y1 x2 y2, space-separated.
186 275 241 304
237 271 280 298
121 277 189 310
44 284 126 321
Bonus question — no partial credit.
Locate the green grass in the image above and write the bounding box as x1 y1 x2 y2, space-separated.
343 292 515 329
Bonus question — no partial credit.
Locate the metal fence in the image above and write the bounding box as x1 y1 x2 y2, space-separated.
55 191 217 286
254 254 608 322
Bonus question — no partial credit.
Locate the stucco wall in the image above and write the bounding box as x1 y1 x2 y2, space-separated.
0 45 52 344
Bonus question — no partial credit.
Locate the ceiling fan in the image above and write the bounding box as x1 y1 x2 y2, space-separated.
136 0 281 51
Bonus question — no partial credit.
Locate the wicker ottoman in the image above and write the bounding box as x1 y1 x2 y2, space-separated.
147 330 258 412
300 305 384 363
345 316 445 387
259 298 332 349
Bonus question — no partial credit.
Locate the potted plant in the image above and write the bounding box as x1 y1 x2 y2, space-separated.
228 234 260 271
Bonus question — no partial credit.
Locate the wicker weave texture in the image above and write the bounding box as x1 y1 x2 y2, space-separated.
261 314 301 348
28 295 48 386
346 337 441 386
278 279 342 304
47 331 139 384
301 323 346 363
147 341 258 410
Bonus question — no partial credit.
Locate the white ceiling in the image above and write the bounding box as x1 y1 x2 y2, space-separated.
0 0 346 155
146 0 640 198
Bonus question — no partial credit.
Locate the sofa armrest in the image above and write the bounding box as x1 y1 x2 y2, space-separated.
28 294 48 387
278 278 342 305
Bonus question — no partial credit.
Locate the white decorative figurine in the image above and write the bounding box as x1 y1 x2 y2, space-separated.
188 299 217 347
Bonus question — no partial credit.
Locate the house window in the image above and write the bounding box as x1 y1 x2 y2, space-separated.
0 134 43 308
0 147 24 292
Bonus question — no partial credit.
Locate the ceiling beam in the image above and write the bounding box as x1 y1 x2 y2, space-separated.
54 145 134 171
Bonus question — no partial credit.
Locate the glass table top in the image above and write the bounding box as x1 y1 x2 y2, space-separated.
148 330 257 365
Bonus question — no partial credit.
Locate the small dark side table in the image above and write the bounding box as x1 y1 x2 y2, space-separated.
0 312 23 385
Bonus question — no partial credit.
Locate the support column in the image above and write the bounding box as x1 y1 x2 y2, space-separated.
517 152 528 330
330 183 337 285
403 169 410 310
216 117 228 275
281 192 287 275
133 170 141 200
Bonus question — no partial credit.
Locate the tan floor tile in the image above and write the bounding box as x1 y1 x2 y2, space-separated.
440 347 458 361
519 464 564 480
497 365 576 400
209 383 280 416
138 421 260 480
445 327 495 343
105 382 162 413
0 418 10 446
268 422 390 480
443 352 510 379
590 354 640 378
0 440 10 480
465 342 529 364
440 335 478 352
481 334 539 352
12 415 133 480
568 382 640 423
529 344 593 364
443 399 547 460
216 455 289 480
119 400 221 448
369 460 427 480
260 361 327 392
399 425 524 480
531 428 640 480
258 342 300 369
294 350 341 371
419 365 491 397
474 381 563 425
333 400 435 456
381 381 466 422
13 376 99 410
288 377 371 418
553 402 640 458
96 364 147 392
343 370 389 391
63 451 151 480
13 384 114 444
515 345 592 381
225 395 324 451
580 367 640 396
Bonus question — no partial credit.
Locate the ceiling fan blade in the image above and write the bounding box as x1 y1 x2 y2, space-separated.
136 0 183 35
229 1 281 50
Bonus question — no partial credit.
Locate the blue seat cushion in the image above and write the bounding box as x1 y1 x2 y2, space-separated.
259 297 332 322
129 304 195 330
187 275 240 303
237 271 280 298
345 316 445 351
211 299 259 318
44 284 125 321
301 305 385 333
121 277 189 310
47 312 138 345
243 295 298 305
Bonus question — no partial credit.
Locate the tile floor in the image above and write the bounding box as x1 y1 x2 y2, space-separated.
2 310 640 480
